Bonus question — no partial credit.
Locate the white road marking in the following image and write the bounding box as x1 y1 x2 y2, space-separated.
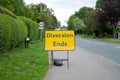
99 55 120 67
115 46 120 49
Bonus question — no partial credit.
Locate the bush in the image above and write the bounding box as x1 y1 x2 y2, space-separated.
0 6 16 18
19 16 39 40
0 14 28 51
14 17 28 44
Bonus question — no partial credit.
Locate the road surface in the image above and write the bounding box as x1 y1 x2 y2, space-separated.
45 36 120 80
76 36 120 65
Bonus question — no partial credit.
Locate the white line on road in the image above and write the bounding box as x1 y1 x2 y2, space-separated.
115 46 120 49
99 55 120 67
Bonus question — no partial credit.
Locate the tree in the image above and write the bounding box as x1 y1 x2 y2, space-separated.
75 7 93 20
0 0 33 18
0 1 59 30
73 17 86 34
67 14 76 30
67 14 86 33
29 3 58 30
96 0 120 38
96 0 100 8
84 10 98 34
51 15 59 29
0 0 15 12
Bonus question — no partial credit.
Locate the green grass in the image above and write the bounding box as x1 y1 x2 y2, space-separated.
79 34 92 38
79 34 120 44
0 40 48 80
98 38 120 44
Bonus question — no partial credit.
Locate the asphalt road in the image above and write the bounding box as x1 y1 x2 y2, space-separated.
76 36 120 65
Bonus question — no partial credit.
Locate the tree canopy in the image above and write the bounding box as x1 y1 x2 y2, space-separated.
0 0 60 29
0 0 33 18
96 0 120 38
75 7 93 20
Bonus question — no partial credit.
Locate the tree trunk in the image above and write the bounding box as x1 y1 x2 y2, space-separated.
113 25 117 38
99 25 104 37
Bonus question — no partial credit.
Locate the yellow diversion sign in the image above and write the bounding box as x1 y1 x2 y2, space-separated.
45 30 75 50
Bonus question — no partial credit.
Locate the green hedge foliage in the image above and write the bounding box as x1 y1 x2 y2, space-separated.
0 6 16 18
19 16 39 40
0 14 28 51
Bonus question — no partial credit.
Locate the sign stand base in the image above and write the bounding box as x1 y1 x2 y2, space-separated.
50 50 69 69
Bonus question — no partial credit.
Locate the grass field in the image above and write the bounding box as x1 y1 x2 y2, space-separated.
0 40 48 80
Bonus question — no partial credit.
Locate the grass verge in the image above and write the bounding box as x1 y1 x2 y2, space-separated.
79 34 120 44
79 34 92 38
0 40 48 80
98 38 120 44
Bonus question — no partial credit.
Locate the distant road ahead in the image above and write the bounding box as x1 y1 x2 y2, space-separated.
76 36 120 65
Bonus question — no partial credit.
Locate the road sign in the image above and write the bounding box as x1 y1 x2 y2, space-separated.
39 22 44 27
39 26 44 29
39 22 44 30
45 30 75 50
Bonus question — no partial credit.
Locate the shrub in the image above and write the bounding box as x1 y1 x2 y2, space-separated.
0 6 16 18
19 16 39 40
14 17 28 44
0 14 28 51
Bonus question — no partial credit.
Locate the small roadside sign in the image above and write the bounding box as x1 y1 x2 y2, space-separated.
39 26 44 29
39 22 44 27
45 30 75 50
39 22 44 29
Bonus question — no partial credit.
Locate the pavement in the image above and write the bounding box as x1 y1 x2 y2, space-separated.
44 45 120 80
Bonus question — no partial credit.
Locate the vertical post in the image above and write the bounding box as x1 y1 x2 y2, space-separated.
40 29 42 40
51 50 54 65
40 3 42 40
67 50 69 69
50 51 53 68
40 3 42 12
50 9 54 66
39 29 40 40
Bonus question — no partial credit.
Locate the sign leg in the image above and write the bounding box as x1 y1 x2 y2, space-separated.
49 51 54 69
40 29 42 40
67 51 69 69
51 50 54 64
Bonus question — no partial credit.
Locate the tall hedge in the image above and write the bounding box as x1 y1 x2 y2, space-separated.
19 16 39 40
0 6 16 18
0 14 28 51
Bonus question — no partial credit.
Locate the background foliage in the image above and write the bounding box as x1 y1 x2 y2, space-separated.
0 0 60 51
68 0 120 38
